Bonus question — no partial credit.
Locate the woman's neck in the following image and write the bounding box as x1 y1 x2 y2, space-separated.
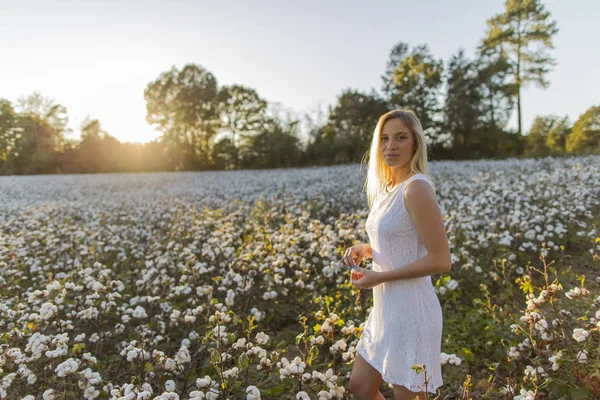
389 167 415 187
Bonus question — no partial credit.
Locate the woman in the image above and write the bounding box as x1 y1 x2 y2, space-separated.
344 109 451 400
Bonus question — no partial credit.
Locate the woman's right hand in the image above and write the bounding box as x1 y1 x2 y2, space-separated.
343 244 371 268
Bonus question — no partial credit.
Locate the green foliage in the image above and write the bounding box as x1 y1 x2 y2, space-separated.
144 63 221 171
566 105 600 154
524 115 570 157
382 42 444 146
306 89 389 165
481 0 559 136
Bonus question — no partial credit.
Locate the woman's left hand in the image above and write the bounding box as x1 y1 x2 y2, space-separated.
350 266 383 289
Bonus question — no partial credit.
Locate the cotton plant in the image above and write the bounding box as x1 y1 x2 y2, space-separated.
505 246 599 397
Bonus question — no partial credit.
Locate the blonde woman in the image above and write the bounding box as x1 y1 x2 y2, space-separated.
343 109 451 400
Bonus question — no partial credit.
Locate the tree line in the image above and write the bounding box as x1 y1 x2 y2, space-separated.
1 0 598 175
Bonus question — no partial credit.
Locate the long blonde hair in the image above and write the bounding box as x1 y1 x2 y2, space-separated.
361 108 430 209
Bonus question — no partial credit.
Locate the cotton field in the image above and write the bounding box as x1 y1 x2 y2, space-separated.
1 156 599 400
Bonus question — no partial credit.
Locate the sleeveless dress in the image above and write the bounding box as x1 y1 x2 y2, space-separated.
355 173 444 393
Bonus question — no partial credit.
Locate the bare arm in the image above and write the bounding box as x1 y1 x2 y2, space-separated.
362 243 373 259
377 180 451 283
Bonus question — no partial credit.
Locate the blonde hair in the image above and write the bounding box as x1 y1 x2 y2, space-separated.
361 108 430 209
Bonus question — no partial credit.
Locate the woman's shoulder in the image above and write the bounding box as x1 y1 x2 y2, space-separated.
403 174 436 200
405 173 434 188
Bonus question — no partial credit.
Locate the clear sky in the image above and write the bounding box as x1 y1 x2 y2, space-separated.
1 0 598 143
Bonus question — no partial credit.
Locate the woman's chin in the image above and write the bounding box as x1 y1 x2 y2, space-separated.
386 159 407 167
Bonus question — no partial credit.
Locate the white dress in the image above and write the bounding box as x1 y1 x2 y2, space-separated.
356 173 443 393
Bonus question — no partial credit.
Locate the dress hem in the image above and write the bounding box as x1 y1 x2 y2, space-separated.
355 346 443 394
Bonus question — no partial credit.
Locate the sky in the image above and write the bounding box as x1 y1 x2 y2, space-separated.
1 0 599 144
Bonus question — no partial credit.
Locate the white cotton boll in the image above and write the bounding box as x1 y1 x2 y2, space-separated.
262 291 278 300
175 346 191 364
296 392 310 400
317 390 332 400
576 350 588 364
43 389 55 400
137 391 152 400
40 302 58 320
132 306 148 319
310 335 325 345
170 310 181 321
515 388 535 400
440 352 449 365
246 385 261 400
55 358 80 377
127 349 139 362
226 289 236 306
165 380 176 392
572 328 589 343
438 286 447 295
255 332 269 345
189 391 205 400
164 358 177 371
196 376 212 388
446 280 459 291
206 392 218 400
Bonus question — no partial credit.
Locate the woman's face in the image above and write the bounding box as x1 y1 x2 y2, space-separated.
380 118 416 168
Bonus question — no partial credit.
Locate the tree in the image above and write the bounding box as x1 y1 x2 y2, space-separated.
243 117 302 169
12 115 61 175
76 117 121 173
476 49 515 131
444 50 483 158
381 42 410 97
211 137 237 170
525 115 558 156
382 43 444 147
545 116 570 154
0 99 19 174
324 89 390 163
566 106 600 154
481 0 558 139
217 84 268 169
145 64 221 170
15 92 71 139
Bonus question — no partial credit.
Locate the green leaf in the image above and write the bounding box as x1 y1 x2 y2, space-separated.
265 386 285 395
569 387 594 400
459 347 474 362
144 362 154 373
307 345 319 366
71 343 85 355
237 353 249 370
411 364 424 374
